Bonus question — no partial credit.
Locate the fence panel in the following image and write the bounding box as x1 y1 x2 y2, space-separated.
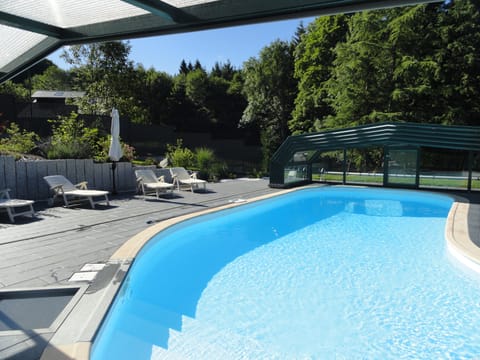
56 160 67 178
116 162 135 192
15 162 27 199
101 163 111 191
25 161 38 199
4 156 16 197
35 161 50 199
0 156 7 191
85 159 94 188
93 164 104 191
0 156 136 200
65 159 76 184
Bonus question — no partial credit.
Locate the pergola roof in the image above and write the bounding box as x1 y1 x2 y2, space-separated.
1 0 438 83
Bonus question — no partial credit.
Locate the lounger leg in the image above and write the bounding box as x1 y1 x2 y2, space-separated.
63 194 70 207
104 195 110 206
88 197 95 209
5 207 15 223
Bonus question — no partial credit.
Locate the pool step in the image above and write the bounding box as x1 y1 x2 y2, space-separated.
151 315 284 359
123 297 185 331
103 297 288 358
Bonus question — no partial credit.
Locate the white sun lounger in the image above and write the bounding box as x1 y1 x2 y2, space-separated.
43 175 110 209
0 189 35 223
170 167 207 192
135 169 174 199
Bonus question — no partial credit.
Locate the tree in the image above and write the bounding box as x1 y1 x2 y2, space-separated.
135 66 174 125
9 59 55 85
179 60 189 75
206 69 247 137
0 81 29 102
325 10 400 129
62 41 148 123
290 15 348 134
31 65 71 91
185 68 209 106
211 61 235 81
322 2 480 129
434 0 480 125
387 5 443 124
241 40 297 171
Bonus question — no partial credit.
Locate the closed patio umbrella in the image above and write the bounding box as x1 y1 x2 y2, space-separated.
109 108 123 194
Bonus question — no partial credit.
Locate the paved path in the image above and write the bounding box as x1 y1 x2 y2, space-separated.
0 179 278 290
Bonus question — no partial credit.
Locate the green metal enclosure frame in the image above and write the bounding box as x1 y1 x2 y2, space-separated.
269 122 480 190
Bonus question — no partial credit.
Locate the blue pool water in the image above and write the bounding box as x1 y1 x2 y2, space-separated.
92 187 480 359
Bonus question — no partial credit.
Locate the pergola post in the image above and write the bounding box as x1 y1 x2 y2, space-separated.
467 151 473 191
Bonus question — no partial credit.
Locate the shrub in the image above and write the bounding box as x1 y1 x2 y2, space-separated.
0 122 39 156
47 112 99 159
195 147 216 180
195 147 215 167
166 139 230 181
165 139 196 168
94 136 136 162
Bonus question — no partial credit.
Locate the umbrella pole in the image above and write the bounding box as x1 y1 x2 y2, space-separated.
111 161 117 195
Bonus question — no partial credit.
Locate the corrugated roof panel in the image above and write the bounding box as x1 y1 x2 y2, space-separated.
0 0 150 28
271 122 480 169
0 24 47 69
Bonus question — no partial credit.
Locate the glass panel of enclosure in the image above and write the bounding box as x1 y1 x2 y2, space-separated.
284 151 315 184
419 147 469 190
344 147 384 185
283 165 308 184
311 151 344 183
385 148 418 187
473 151 480 192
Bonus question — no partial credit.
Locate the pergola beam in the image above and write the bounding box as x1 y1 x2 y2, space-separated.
0 11 78 39
121 0 197 23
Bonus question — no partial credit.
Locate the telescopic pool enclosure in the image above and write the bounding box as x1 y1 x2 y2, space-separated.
269 122 480 191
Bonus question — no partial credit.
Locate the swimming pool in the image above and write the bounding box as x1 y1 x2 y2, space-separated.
92 187 480 359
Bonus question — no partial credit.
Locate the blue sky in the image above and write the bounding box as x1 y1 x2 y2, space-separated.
48 17 315 75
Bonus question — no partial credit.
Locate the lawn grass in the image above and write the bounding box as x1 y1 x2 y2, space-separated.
312 173 480 189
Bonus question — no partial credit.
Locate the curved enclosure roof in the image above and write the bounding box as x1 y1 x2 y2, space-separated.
2 0 438 83
269 122 480 187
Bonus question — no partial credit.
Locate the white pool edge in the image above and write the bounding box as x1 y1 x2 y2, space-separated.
445 201 480 273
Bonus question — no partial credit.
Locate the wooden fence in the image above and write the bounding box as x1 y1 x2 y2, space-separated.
0 156 137 201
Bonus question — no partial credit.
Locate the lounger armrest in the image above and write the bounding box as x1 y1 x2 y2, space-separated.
157 175 165 182
50 184 63 192
75 181 88 190
0 189 10 199
190 172 198 179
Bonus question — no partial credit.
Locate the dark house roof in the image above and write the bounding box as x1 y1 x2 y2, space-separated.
31 91 85 99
